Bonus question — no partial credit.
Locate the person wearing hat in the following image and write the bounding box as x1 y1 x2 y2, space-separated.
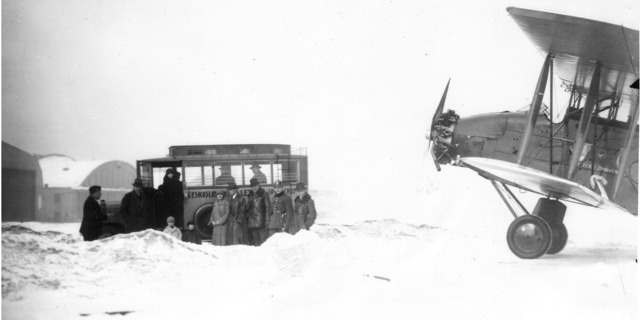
182 221 202 244
158 168 184 229
266 180 294 238
162 216 182 240
249 163 267 184
79 185 108 241
226 182 248 245
246 177 270 246
215 165 236 186
208 191 230 246
287 182 317 235
120 178 154 233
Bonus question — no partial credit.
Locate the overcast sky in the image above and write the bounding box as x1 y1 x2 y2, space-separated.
2 0 638 193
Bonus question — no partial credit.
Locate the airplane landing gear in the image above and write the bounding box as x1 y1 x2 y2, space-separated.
533 198 568 255
547 223 568 254
491 181 569 259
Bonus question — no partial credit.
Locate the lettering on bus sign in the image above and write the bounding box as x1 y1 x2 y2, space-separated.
187 187 297 199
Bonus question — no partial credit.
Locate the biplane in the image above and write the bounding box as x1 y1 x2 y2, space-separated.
427 7 639 259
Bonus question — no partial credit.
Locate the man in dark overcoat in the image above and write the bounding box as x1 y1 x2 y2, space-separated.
287 182 317 235
79 185 108 241
226 182 248 245
266 180 294 238
246 178 270 246
120 179 154 233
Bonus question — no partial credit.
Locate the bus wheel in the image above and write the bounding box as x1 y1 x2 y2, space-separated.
193 204 214 239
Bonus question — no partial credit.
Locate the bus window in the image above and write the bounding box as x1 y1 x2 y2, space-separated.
152 167 183 189
244 161 271 185
184 165 213 187
273 160 299 183
213 162 242 186
138 162 153 187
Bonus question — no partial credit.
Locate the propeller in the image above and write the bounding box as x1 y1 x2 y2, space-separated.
427 79 451 171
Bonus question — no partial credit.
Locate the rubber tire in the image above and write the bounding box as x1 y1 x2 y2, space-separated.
546 223 568 255
193 204 214 239
507 215 552 259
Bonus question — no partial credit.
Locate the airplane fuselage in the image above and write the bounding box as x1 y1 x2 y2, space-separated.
442 110 638 213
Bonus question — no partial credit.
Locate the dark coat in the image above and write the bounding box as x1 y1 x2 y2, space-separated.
79 196 108 241
227 192 248 245
247 188 270 229
158 174 184 228
287 193 317 235
182 229 202 244
268 191 294 230
120 189 154 233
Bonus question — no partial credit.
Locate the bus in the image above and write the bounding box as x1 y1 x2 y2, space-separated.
134 144 308 239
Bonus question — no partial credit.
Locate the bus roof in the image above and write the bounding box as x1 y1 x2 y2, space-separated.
138 144 307 163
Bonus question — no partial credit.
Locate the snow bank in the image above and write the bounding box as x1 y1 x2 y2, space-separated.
2 166 637 320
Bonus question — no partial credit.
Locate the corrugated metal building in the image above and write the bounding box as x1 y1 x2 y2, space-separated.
2 142 44 222
38 155 136 222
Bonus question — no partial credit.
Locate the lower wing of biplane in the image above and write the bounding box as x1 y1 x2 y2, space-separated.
459 157 627 259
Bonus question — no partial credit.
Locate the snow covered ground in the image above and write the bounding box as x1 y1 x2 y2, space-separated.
2 166 637 320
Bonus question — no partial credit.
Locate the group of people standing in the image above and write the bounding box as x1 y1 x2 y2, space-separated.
208 177 317 246
119 168 184 233
79 171 317 246
80 168 184 241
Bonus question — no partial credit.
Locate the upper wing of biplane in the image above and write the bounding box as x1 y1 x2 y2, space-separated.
507 7 639 102
507 7 639 204
461 157 626 212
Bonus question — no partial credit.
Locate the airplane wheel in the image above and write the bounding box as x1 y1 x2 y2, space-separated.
506 215 552 259
546 223 568 254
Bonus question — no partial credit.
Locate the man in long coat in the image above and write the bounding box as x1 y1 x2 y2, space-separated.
120 179 154 233
287 182 317 235
226 182 247 245
246 178 270 246
79 185 108 241
267 180 294 238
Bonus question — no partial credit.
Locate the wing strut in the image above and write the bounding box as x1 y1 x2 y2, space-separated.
517 54 552 165
567 63 602 178
613 95 639 200
548 59 554 174
491 180 531 218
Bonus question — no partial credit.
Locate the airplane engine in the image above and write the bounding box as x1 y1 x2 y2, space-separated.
430 109 460 165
